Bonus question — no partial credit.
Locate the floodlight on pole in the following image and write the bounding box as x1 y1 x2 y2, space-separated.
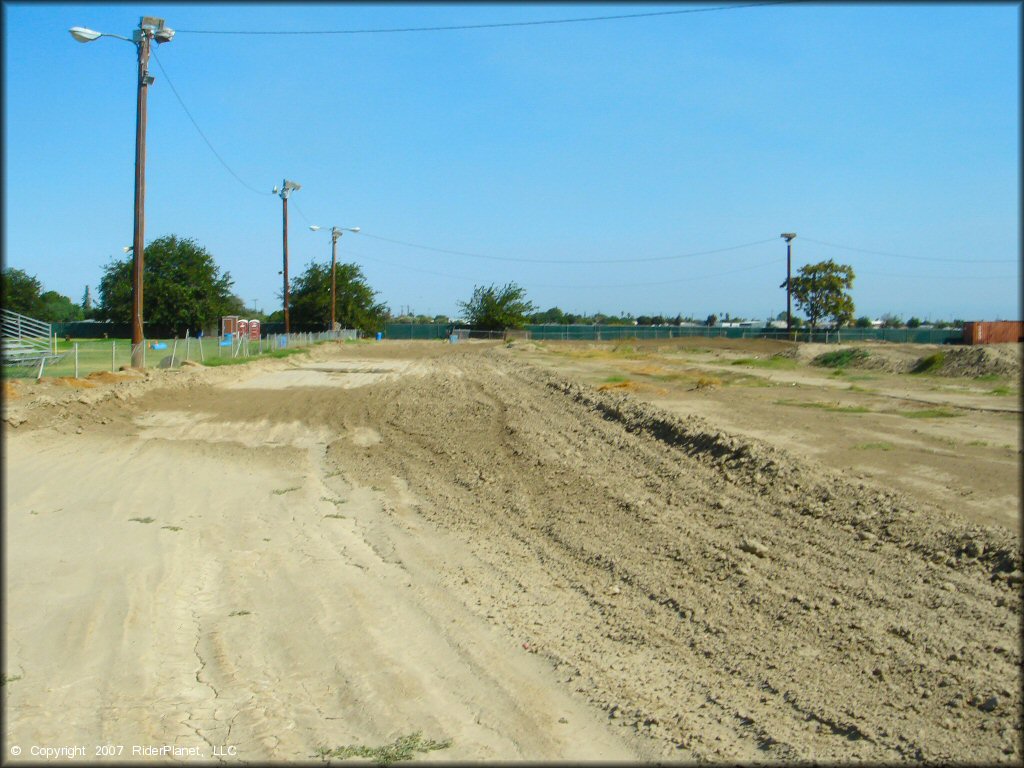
310 224 360 331
70 16 174 368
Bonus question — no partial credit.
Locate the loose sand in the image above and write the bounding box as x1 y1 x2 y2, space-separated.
3 339 1020 762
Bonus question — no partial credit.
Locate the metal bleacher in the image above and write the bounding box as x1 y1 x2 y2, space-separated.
2 308 64 378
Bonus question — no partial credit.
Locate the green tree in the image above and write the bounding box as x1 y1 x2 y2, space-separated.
97 235 236 336
906 316 922 328
1 268 43 316
288 260 388 335
530 306 566 324
459 283 536 331
787 260 855 332
38 291 83 322
880 313 903 328
855 316 873 328
706 314 717 327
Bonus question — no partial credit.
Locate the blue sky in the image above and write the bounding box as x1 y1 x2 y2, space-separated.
3 2 1020 321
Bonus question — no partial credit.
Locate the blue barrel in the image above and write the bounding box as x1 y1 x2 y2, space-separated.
375 332 383 341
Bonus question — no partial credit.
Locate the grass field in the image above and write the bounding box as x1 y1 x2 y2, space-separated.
3 333 346 379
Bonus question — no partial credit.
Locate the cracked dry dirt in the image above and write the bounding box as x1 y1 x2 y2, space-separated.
3 339 1021 763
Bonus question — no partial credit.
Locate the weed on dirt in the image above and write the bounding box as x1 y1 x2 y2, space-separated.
315 732 452 765
853 442 894 451
774 399 870 414
129 516 156 524
898 408 960 419
272 487 301 495
911 352 946 374
730 356 797 369
813 348 870 368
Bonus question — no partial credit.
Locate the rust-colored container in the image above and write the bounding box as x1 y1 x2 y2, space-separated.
962 321 1024 345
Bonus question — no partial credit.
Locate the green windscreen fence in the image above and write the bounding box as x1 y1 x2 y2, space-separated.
381 324 963 345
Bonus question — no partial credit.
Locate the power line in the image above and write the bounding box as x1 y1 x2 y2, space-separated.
857 269 1016 280
801 236 1016 264
358 232 778 264
528 259 782 288
177 2 794 35
151 48 271 197
348 247 784 290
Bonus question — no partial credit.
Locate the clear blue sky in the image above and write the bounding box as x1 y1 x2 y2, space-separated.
3 2 1020 321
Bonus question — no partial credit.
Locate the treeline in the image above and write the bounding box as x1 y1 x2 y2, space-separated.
2 234 388 337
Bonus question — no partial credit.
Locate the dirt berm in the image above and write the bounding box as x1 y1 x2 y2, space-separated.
170 343 1019 762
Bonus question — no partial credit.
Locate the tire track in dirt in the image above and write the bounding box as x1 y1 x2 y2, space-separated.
320 347 1021 762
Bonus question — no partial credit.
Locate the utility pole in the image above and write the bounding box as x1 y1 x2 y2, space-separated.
780 233 796 337
331 228 340 331
129 20 154 367
275 180 301 333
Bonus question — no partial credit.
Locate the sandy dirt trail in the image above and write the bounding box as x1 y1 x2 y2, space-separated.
3 340 1021 763
3 356 650 762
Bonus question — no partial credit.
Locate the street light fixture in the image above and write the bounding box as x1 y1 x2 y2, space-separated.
70 16 174 368
276 180 301 334
310 224 360 331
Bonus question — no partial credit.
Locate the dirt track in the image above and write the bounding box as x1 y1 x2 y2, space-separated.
3 340 1021 762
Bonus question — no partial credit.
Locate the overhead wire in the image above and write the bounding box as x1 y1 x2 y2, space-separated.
358 232 778 264
176 2 795 35
800 236 1016 264
150 48 272 197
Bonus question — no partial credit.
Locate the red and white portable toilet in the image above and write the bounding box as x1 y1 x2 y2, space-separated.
248 319 261 340
237 319 249 339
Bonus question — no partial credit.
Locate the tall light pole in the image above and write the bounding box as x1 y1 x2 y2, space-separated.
780 233 796 336
274 180 301 334
310 225 360 330
71 17 175 368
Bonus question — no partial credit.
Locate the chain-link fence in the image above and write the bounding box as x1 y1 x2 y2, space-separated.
3 329 359 380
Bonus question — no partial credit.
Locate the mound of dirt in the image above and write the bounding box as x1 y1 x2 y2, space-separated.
938 344 1021 379
3 380 23 400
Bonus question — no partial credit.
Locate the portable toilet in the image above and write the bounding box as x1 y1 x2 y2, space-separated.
249 319 261 340
238 319 249 340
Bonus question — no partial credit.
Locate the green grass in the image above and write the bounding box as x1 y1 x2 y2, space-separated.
853 442 894 451
601 375 630 383
730 356 797 369
812 348 870 368
202 348 309 367
973 373 1002 382
323 513 346 520
161 525 182 532
129 516 156 524
774 399 870 414
911 352 946 374
315 732 452 766
272 486 301 495
899 408 960 419
987 386 1013 396
1 673 22 686
968 440 989 447
229 610 251 617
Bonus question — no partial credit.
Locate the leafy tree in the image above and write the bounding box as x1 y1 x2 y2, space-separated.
855 316 873 328
880 313 903 328
81 285 94 317
38 291 83 322
97 235 236 336
287 259 387 335
530 306 566 324
906 316 922 328
1 268 43 316
787 260 855 332
459 282 536 331
706 314 717 327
